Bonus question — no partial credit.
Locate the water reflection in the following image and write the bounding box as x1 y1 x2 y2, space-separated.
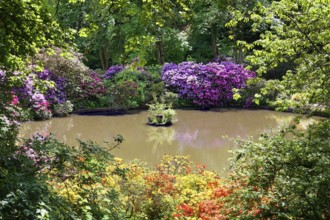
19 109 320 174
146 126 175 154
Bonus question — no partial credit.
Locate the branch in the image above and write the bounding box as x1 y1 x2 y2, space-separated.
285 12 325 56
55 0 60 15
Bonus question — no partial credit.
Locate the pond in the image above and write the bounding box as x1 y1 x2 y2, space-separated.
19 109 320 174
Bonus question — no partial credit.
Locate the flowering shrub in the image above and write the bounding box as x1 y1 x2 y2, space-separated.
102 64 166 110
162 61 255 108
10 68 70 119
73 71 108 109
35 68 68 105
39 135 126 219
36 48 89 97
14 73 34 103
107 80 142 109
0 114 19 148
103 68 151 109
46 77 67 105
80 72 108 99
118 155 236 219
6 121 328 219
227 120 330 219
31 92 52 120
15 143 50 167
104 65 125 79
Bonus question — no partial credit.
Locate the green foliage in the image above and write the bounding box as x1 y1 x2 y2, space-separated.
188 0 233 62
0 135 75 219
0 0 68 69
147 28 192 64
104 70 147 109
233 77 279 107
228 119 330 219
147 102 176 126
53 101 74 117
0 107 20 151
227 0 330 112
0 133 125 219
44 135 126 219
47 0 193 67
103 67 164 110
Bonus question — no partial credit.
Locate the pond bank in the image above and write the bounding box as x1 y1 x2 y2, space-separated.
73 105 330 118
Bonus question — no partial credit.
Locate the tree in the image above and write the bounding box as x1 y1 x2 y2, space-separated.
48 0 192 68
227 0 330 112
187 0 232 62
0 0 66 69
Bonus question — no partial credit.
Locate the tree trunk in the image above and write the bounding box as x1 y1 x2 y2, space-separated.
99 45 109 70
211 25 218 58
156 39 165 65
233 46 244 64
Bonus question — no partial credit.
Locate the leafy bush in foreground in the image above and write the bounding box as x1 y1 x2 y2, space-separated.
0 133 125 219
228 119 330 219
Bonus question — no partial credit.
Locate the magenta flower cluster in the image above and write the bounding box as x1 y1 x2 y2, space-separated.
80 72 108 99
162 62 255 107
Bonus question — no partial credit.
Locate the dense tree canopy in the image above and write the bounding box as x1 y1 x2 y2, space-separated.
0 0 67 69
227 0 330 111
46 0 194 68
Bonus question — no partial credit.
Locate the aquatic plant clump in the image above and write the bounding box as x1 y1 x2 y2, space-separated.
162 62 255 108
147 102 176 126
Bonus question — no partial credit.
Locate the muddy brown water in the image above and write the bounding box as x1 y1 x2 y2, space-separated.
18 109 320 174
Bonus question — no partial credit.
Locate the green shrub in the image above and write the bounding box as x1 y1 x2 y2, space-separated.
52 101 73 117
0 135 74 219
0 116 125 219
233 77 281 108
104 67 165 110
40 135 126 219
147 102 176 125
228 119 330 219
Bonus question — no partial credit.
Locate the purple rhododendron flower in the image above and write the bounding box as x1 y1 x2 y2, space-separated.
162 61 256 108
35 68 68 105
162 63 178 73
38 67 51 80
31 92 52 119
104 65 125 79
14 68 68 106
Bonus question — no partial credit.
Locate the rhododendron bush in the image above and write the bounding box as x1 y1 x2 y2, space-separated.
10 68 70 120
162 62 255 107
